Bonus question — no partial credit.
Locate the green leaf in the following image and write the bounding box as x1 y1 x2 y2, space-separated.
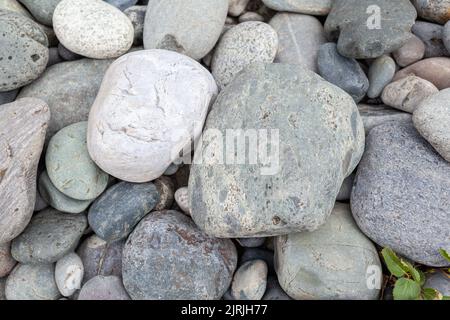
422 288 443 300
381 248 408 277
439 249 450 263
443 296 450 300
402 261 422 284
417 270 427 286
393 278 421 300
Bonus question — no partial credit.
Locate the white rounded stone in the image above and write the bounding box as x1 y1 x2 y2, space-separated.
87 49 218 183
175 187 190 216
55 252 84 297
53 0 134 59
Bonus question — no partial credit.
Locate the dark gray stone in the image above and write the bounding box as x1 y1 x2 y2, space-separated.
351 122 450 267
11 209 87 264
104 0 137 11
57 42 82 61
122 211 238 300
275 203 382 300
240 248 275 274
18 0 62 26
0 277 5 300
124 5 146 45
262 276 292 300
47 47 64 67
18 58 112 140
412 21 449 58
5 263 60 300
88 181 160 242
189 63 365 238
336 172 355 201
77 234 124 284
443 20 450 55
0 89 18 105
318 42 369 102
237 238 266 248
0 10 49 91
325 0 416 59
358 104 412 135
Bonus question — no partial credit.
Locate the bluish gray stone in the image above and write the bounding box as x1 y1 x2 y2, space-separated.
11 209 87 264
5 263 60 300
351 122 450 267
122 211 238 300
58 43 82 61
412 21 449 58
358 104 412 135
240 248 275 274
367 55 396 99
0 10 49 92
47 47 64 67
231 260 268 300
325 0 416 59
104 0 137 11
18 0 62 25
46 121 109 201
38 171 93 214
425 272 450 296
443 20 450 54
237 238 266 248
0 89 18 105
275 202 382 300
190 63 365 238
318 42 369 102
88 181 160 242
124 5 146 45
18 58 112 140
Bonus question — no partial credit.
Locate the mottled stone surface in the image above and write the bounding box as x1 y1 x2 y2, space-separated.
55 252 83 297
0 0 32 18
174 187 190 216
381 75 439 113
77 235 124 284
269 13 326 72
231 260 268 300
124 5 146 45
351 122 450 267
53 0 134 59
413 89 450 162
88 181 159 242
0 243 15 277
153 176 174 211
87 50 217 183
5 263 60 300
393 58 450 89
392 35 425 67
262 0 332 15
412 21 449 58
18 59 112 140
318 42 369 102
143 0 228 60
190 63 365 238
123 211 237 300
0 10 49 91
78 275 130 300
412 0 450 25
275 203 382 300
357 104 412 135
0 98 50 244
211 22 278 89
18 0 62 25
11 209 87 264
325 0 416 59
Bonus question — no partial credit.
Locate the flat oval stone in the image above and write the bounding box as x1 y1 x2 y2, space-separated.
412 0 450 25
381 75 439 113
77 235 124 284
0 10 49 91
122 211 238 300
88 181 159 242
174 187 190 215
11 209 87 264
46 122 109 200
18 0 62 25
392 35 425 67
55 252 83 297
0 243 16 278
18 59 112 140
39 171 93 214
393 58 450 89
53 0 134 59
413 89 450 162
412 21 449 58
367 55 396 99
269 13 326 72
275 203 382 300
212 21 278 89
262 0 332 15
351 122 450 267
78 275 130 300
87 50 218 183
318 42 369 102
5 263 60 300
189 63 365 237
358 104 412 135
325 0 416 59
143 0 228 60
231 260 268 300
0 98 50 244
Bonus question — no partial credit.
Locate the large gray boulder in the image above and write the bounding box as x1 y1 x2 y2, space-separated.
189 63 365 238
351 122 450 267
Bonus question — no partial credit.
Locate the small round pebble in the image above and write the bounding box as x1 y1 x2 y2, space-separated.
53 0 134 59
231 260 268 300
78 276 130 300
393 35 426 67
55 252 84 297
174 187 190 215
46 121 109 201
211 21 278 89
367 55 396 99
5 263 60 300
